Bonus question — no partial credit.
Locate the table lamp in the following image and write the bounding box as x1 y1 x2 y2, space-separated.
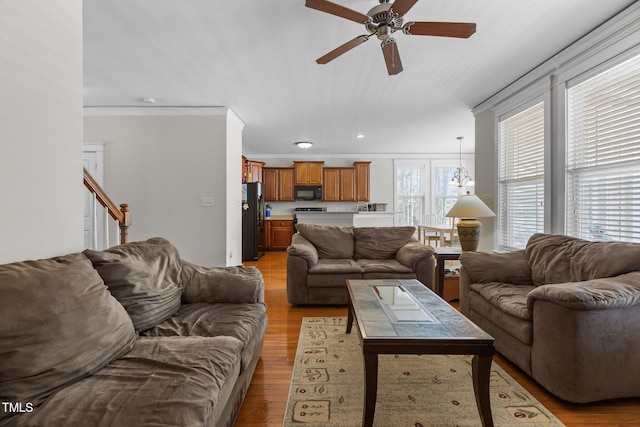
445 192 495 251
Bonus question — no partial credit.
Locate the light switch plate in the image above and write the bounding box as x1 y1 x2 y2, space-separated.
202 197 215 207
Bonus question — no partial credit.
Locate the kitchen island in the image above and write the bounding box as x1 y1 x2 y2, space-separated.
294 211 399 227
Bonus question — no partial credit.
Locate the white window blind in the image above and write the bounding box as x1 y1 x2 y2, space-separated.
498 102 545 250
567 53 640 242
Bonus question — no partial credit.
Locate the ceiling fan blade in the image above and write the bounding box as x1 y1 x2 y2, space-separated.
305 0 370 24
316 35 370 64
390 0 420 17
403 21 476 38
381 38 403 75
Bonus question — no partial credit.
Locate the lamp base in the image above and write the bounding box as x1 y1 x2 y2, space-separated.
456 218 482 252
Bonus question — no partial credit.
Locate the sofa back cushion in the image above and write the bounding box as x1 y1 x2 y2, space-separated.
354 226 416 260
84 237 183 332
0 253 137 413
526 233 640 285
295 223 355 259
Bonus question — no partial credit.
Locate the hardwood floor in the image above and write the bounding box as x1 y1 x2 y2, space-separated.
234 251 640 426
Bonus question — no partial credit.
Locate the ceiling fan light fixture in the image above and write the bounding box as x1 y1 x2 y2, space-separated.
296 141 313 149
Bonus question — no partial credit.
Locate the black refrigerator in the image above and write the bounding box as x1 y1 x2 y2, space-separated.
242 182 265 261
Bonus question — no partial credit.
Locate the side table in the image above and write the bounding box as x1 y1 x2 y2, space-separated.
434 246 462 298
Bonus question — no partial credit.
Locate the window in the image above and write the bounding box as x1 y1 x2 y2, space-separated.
396 165 424 227
566 53 640 242
395 159 473 228
432 166 460 225
498 102 545 249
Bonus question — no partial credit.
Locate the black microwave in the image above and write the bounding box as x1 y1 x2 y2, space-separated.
294 185 323 200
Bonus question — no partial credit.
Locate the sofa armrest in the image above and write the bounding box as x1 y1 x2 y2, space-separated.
181 260 265 304
286 233 319 268
396 242 435 269
527 271 640 311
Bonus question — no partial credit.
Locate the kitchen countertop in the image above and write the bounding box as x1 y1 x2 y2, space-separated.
265 215 294 220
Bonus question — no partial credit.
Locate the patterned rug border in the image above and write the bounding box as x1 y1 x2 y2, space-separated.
283 317 565 427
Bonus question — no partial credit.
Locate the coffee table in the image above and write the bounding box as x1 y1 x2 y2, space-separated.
346 279 495 427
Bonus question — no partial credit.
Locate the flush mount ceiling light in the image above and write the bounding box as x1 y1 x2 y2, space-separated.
142 97 156 104
356 134 365 139
296 141 313 149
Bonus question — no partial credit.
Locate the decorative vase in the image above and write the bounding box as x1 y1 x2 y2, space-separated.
456 218 482 251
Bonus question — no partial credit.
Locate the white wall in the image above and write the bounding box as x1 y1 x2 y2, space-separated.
225 111 244 266
0 1 84 263
83 108 243 267
474 109 497 251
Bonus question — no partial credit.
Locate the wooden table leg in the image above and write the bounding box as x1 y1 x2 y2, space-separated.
436 255 445 297
346 292 354 333
472 353 494 427
363 352 378 427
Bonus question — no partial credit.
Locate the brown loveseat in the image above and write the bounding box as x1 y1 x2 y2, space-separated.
459 233 640 403
0 237 268 427
286 224 435 305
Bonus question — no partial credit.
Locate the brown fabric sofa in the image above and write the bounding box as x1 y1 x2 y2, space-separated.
459 233 640 403
0 237 268 427
286 224 435 305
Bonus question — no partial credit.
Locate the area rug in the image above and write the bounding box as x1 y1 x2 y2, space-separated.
283 317 565 427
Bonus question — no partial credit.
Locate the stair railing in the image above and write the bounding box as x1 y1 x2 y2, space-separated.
83 167 131 247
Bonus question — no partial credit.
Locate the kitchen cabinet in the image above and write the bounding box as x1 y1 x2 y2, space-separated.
267 219 294 250
242 156 264 183
263 167 294 201
355 161 371 202
246 160 264 183
323 167 356 201
294 161 324 185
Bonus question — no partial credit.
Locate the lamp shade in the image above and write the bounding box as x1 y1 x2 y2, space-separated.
446 193 495 219
445 193 495 251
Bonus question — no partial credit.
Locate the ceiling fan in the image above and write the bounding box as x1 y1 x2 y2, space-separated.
306 0 476 75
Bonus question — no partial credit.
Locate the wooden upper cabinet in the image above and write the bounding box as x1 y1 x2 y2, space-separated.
355 161 371 202
323 168 340 201
247 160 264 183
278 168 295 201
340 168 357 201
263 167 294 201
262 168 278 201
242 156 264 183
323 167 356 201
294 161 324 185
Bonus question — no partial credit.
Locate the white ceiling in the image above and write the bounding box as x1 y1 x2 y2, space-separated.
83 0 636 155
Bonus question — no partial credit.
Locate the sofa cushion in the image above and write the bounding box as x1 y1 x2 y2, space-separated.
10 336 242 427
357 258 414 274
295 223 354 259
309 259 362 274
470 282 535 321
526 233 640 286
353 226 416 259
143 302 268 373
84 237 183 332
0 253 137 414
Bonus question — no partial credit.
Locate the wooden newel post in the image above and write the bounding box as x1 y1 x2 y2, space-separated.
119 203 131 244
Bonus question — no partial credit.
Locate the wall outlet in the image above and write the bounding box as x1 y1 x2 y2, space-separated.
202 197 214 207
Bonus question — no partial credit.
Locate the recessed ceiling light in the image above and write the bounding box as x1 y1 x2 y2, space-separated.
356 134 365 139
295 141 313 149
